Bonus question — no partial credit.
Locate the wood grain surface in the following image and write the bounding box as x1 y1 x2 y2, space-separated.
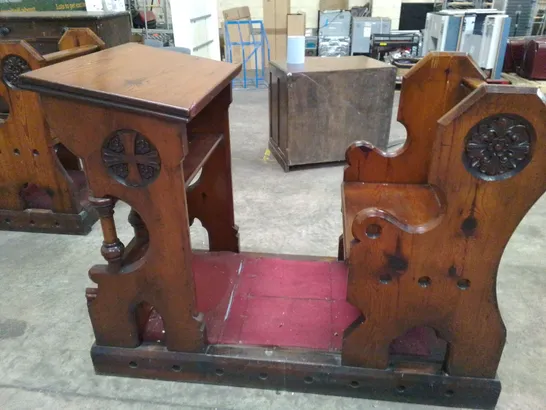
344 53 486 183
0 29 103 234
269 56 396 168
21 43 242 120
28 43 240 351
341 54 546 380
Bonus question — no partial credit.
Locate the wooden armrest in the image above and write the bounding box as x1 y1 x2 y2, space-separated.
342 183 445 259
42 44 99 65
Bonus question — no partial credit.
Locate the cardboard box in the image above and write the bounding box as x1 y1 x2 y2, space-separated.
223 6 251 21
287 13 306 37
263 0 291 63
319 0 348 11
223 6 263 70
275 0 290 30
276 34 287 62
264 0 276 30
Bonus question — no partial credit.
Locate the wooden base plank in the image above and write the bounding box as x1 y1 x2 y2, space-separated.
92 343 501 409
0 206 97 235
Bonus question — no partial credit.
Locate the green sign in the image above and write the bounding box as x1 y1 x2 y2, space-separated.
0 0 87 11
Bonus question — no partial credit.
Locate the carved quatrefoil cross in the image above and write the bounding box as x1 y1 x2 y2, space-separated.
102 130 161 187
464 114 534 181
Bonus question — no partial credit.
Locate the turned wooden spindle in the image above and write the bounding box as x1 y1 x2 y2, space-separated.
89 196 124 270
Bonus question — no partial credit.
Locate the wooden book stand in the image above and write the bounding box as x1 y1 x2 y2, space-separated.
0 28 105 234
20 49 546 409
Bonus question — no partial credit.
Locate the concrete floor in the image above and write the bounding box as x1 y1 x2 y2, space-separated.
0 89 544 410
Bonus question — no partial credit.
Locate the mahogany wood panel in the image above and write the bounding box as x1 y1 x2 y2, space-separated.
22 43 242 121
341 54 546 380
40 97 205 351
89 336 501 409
20 45 242 353
344 53 486 183
342 183 444 258
186 86 239 253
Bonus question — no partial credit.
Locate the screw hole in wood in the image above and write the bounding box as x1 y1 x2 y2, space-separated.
396 385 406 394
13 148 20 155
215 368 224 376
259 372 268 380
350 381 360 388
29 220 35 226
129 361 138 369
418 276 431 288
172 365 182 372
366 224 382 239
303 376 314 384
379 274 392 284
457 279 471 290
4 218 10 224
32 149 39 157
445 389 455 397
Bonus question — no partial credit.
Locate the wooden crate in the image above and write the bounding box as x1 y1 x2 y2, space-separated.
269 56 396 171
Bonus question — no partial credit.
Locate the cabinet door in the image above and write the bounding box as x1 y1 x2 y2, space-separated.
171 0 220 60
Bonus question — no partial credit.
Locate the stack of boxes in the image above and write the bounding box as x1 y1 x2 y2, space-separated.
223 6 264 70
264 0 291 63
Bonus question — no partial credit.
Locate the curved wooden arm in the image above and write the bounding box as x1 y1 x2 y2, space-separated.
41 28 106 66
43 44 101 65
347 184 446 243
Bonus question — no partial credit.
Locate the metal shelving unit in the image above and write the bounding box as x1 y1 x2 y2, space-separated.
433 0 493 10
128 0 174 46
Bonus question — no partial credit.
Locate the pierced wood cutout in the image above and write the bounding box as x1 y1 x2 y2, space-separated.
2 55 30 88
464 114 534 180
102 129 161 187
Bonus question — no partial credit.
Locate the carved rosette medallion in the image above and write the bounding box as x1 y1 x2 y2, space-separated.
2 55 31 88
102 130 161 187
464 115 534 181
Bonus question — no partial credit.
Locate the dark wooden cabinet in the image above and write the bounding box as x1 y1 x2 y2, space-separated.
269 57 396 171
0 11 131 54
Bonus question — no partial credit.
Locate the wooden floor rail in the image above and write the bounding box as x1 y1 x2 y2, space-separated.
0 28 105 234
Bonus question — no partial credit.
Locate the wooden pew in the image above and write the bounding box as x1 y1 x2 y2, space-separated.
341 52 546 380
0 28 105 234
